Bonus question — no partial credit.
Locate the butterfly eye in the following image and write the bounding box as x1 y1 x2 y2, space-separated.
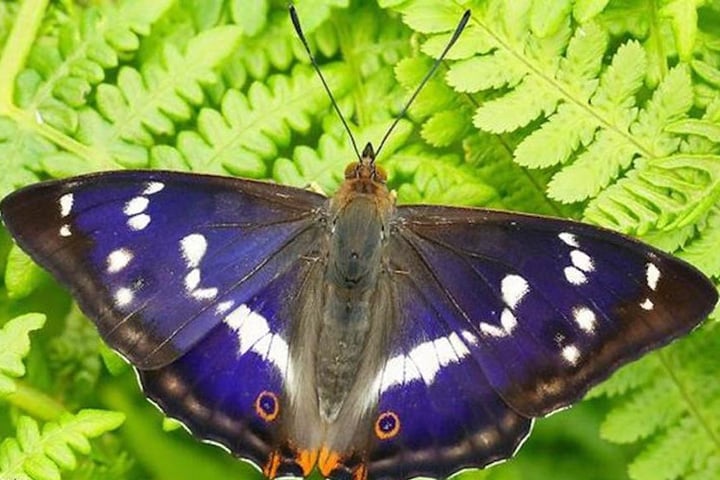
373 165 387 183
344 162 360 179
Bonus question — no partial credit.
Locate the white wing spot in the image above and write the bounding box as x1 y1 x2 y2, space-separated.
124 196 149 216
59 225 72 237
646 263 660 291
107 248 134 273
225 305 269 353
185 268 201 292
640 298 654 310
572 306 597 333
559 232 579 247
564 266 587 285
216 300 235 314
223 305 289 376
59 193 73 217
570 249 594 273
409 342 441 384
143 182 165 195
193 287 218 300
461 330 479 345
501 308 518 333
562 345 581 365
180 234 207 268
114 287 134 307
378 332 471 392
479 309 518 338
480 322 506 337
127 214 151 231
501 274 529 309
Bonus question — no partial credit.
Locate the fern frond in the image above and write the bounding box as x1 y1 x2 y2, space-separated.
4 245 47 300
583 153 720 234
0 117 58 199
387 143 499 206
170 64 352 177
394 0 715 237
395 56 473 147
17 0 173 133
679 205 720 277
594 325 720 480
47 306 102 407
0 409 125 480
0 314 45 396
94 26 242 146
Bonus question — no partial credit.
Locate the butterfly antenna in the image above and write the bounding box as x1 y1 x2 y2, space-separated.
289 5 362 161
374 9 471 159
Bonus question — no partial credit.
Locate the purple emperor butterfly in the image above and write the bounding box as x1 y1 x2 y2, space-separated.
1 7 717 480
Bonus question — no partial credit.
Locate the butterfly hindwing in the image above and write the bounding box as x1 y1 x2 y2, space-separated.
140 256 323 475
393 205 718 418
0 170 327 369
355 256 532 480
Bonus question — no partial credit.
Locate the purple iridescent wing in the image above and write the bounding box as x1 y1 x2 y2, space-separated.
392 205 717 419
357 260 532 480
0 170 326 369
140 255 324 474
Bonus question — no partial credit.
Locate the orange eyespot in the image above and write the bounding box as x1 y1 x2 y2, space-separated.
374 411 401 440
255 391 280 422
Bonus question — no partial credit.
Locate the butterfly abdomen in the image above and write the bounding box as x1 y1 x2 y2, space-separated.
316 188 394 419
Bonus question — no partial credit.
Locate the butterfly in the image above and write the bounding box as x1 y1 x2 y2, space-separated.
1 141 717 480
1 6 718 480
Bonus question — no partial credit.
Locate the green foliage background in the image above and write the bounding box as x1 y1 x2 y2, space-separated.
0 0 719 479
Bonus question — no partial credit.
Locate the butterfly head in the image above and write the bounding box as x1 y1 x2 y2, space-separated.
344 142 387 184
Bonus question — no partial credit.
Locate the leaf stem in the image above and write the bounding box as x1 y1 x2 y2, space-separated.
656 349 720 453
0 0 49 112
4 380 66 421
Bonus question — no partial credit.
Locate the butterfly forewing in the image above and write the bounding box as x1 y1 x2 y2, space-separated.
0 171 327 369
393 205 718 418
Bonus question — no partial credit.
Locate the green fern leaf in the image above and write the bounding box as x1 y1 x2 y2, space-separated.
18 0 172 134
386 144 499 206
0 313 46 396
513 21 608 167
175 64 352 177
530 0 573 37
95 25 242 146
679 205 720 277
596 327 720 480
229 0 269 37
0 117 58 199
395 56 472 147
4 245 46 300
0 410 125 480
583 154 720 234
573 0 611 22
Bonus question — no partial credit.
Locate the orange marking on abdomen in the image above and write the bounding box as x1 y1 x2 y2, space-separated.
263 451 281 478
353 463 368 480
318 446 341 476
297 449 319 476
